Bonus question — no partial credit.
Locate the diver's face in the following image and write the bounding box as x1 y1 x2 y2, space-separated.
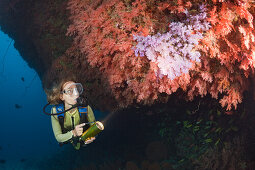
60 81 79 105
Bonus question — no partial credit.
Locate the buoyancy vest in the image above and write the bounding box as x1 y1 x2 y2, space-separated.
55 103 91 134
54 103 97 149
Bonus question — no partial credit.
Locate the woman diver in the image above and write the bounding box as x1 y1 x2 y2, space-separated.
47 77 96 149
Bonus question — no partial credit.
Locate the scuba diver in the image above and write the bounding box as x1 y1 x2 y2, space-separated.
45 79 96 149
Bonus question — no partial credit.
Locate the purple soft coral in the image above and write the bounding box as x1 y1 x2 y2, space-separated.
133 5 211 80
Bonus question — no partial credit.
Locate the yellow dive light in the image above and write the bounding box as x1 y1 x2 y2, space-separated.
79 121 104 142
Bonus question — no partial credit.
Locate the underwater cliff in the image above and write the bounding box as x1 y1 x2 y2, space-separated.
1 0 255 169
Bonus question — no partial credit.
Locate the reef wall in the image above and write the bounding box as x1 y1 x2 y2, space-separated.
65 0 255 112
0 0 118 111
1 0 255 113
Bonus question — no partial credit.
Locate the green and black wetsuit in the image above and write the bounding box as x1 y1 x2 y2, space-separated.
51 105 95 149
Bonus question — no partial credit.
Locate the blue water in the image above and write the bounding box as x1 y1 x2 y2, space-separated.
0 27 109 170
0 28 66 169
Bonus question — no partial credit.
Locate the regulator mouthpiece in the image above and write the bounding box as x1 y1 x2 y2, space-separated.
76 97 84 106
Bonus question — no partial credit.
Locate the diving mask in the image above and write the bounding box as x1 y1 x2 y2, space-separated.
61 83 83 96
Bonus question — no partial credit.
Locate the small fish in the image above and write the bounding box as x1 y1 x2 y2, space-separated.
15 104 22 109
20 158 26 162
21 77 25 82
0 146 2 150
225 111 233 115
0 160 6 164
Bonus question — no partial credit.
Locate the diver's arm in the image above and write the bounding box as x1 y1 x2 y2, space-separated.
51 107 73 143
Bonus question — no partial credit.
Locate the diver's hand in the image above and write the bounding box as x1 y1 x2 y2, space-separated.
84 137 96 145
72 123 86 137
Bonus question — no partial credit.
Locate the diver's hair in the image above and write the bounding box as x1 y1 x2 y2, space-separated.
46 74 78 105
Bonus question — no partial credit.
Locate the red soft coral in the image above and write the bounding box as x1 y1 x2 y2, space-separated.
66 0 255 111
